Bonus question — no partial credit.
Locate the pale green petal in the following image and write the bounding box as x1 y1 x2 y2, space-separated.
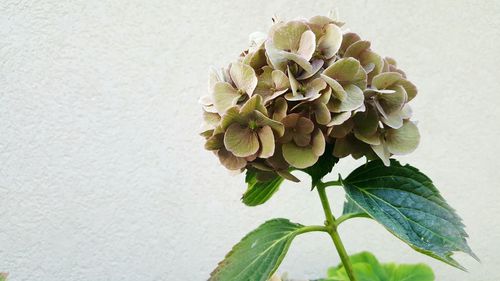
352 65 368 90
314 103 331 125
240 95 267 117
297 59 324 80
224 123 260 157
380 110 404 129
398 78 417 101
273 21 309 52
327 111 351 126
242 48 267 70
258 125 276 158
218 106 243 133
264 89 288 104
318 23 342 59
377 85 407 114
296 117 314 134
340 32 361 54
304 78 327 100
288 67 300 97
333 137 352 158
372 72 402 89
353 105 379 136
297 30 316 60
281 52 313 73
311 128 326 156
344 40 370 58
230 62 258 95
328 84 364 112
354 130 381 145
254 110 285 137
359 50 384 80
321 74 347 100
330 119 353 138
386 121 420 154
205 133 224 150
371 138 390 166
272 69 290 90
282 142 318 168
401 104 413 119
213 82 241 114
276 170 300 182
218 148 247 170
202 111 221 131
265 40 288 71
323 57 360 82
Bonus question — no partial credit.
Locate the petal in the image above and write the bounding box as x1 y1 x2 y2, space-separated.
372 72 402 89
398 78 417 101
272 97 288 121
380 110 404 129
311 128 326 156
401 104 413 119
330 119 354 138
272 69 290 90
304 78 327 99
344 40 370 59
202 111 221 131
273 21 309 52
296 59 324 80
328 84 364 112
213 82 241 114
254 110 285 137
276 170 300 182
218 106 243 132
370 139 390 166
266 145 289 170
293 133 311 147
224 123 260 157
242 48 267 70
377 85 407 114
265 40 288 71
230 62 258 95
281 51 313 73
296 117 315 134
240 95 267 117
205 133 224 150
340 32 361 54
333 137 352 158
318 23 342 59
297 30 316 60
288 67 300 97
385 120 420 154
282 113 300 128
321 74 347 100
322 57 360 82
264 89 288 104
217 148 247 170
314 103 331 125
282 142 318 168
353 105 379 136
327 111 351 126
354 130 381 145
359 50 384 80
258 125 276 158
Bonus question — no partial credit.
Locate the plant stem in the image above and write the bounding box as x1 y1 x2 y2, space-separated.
316 185 357 281
321 180 342 188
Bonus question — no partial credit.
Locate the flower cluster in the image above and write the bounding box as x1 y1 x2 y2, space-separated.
201 15 420 180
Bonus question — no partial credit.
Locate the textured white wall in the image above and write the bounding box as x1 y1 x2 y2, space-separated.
1 0 499 280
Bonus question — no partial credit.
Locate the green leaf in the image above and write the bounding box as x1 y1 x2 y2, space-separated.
327 252 434 281
302 143 339 187
342 159 477 269
242 169 284 206
209 219 303 281
342 196 365 216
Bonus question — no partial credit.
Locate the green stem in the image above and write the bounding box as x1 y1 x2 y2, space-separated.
321 179 342 188
296 225 329 235
335 213 370 227
317 185 357 281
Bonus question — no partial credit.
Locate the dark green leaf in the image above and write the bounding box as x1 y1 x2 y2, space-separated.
209 219 303 281
327 251 434 281
302 143 339 187
342 159 477 269
342 196 366 216
242 169 284 206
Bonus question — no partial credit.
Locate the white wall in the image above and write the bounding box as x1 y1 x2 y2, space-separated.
1 1 499 280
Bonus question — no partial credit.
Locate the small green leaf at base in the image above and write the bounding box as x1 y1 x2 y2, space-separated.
209 219 303 281
327 252 435 281
342 159 477 269
242 169 284 206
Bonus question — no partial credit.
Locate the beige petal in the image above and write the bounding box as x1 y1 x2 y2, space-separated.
264 89 288 104
379 110 404 129
297 30 316 60
273 21 309 52
372 72 402 89
265 40 288 71
240 95 267 117
288 67 301 97
281 51 313 73
321 74 347 100
218 148 247 170
304 78 327 100
318 23 342 59
333 137 352 158
276 170 300 182
311 128 326 156
224 123 260 157
398 79 417 101
354 130 381 145
282 142 318 169
386 121 420 155
218 106 243 133
243 48 267 70
377 85 407 114
282 113 300 128
205 133 224 150
353 105 379 136
272 97 288 121
401 104 413 119
297 59 324 80
330 119 354 138
359 50 384 80
213 82 241 114
272 69 290 90
258 125 276 158
266 145 289 170
230 62 258 95
340 33 361 54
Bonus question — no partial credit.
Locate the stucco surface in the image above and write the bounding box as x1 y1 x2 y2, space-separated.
1 0 499 280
